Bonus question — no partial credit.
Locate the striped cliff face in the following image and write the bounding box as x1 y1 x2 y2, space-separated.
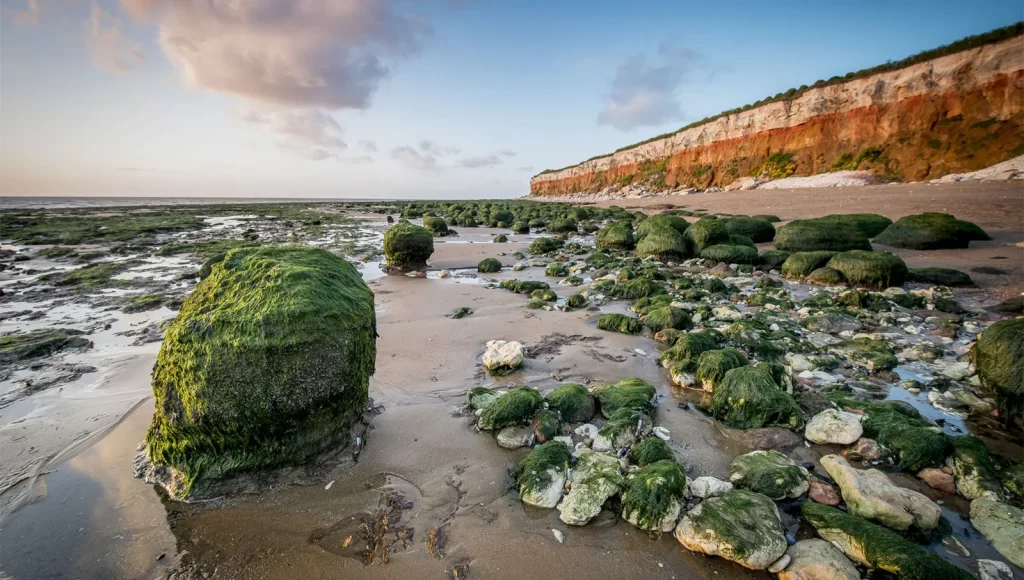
530 36 1024 196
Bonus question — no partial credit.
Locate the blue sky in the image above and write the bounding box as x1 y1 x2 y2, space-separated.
1 0 1020 199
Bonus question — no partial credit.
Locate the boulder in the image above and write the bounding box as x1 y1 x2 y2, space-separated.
496 426 534 449
917 468 955 494
482 340 525 376
710 367 803 430
674 489 787 570
828 338 898 372
630 437 674 467
595 220 635 250
729 450 809 500
557 451 623 525
778 539 860 580
808 479 841 506
544 383 596 423
591 378 655 418
478 388 542 431
802 502 973 580
977 559 1014 580
383 221 434 272
820 454 940 531
621 460 687 531
841 438 882 462
805 409 863 445
969 499 1024 568
874 212 991 250
826 251 908 289
593 408 652 452
947 436 1004 501
689 476 733 499
141 247 375 499
971 318 1024 429
517 442 571 508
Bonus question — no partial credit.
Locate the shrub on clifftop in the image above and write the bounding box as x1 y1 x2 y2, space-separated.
143 247 376 499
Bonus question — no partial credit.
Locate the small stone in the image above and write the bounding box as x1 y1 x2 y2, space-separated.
552 529 564 544
918 468 956 493
496 426 534 449
689 476 733 499
808 479 841 506
482 340 525 375
805 409 863 445
977 559 1013 580
768 554 791 574
841 438 882 462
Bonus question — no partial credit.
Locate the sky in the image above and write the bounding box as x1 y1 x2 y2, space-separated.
0 0 1020 199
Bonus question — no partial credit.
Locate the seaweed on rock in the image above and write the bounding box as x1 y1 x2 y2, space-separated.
478 388 543 430
874 213 991 250
384 221 434 272
545 383 596 422
592 378 656 417
775 219 871 252
826 251 908 289
700 245 759 264
620 460 687 531
631 438 675 466
597 313 643 335
477 258 502 273
695 348 749 392
710 367 803 429
970 318 1024 429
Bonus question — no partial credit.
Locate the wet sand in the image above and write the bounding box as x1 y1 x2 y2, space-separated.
1 206 1021 579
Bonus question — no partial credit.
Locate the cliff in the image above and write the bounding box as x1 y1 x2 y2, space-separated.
530 26 1024 196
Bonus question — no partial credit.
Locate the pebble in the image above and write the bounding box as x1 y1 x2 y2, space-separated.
552 529 564 544
768 554 791 573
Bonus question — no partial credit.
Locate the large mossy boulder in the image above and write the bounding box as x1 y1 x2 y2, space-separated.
729 450 809 499
620 460 688 531
630 437 675 466
874 213 991 250
660 331 719 369
545 383 596 422
478 387 542 430
710 366 803 429
826 251 908 289
684 219 730 251
781 251 839 279
722 216 776 243
529 236 563 254
144 247 376 499
641 306 692 332
594 407 653 452
384 221 434 272
597 313 643 335
700 244 759 264
422 215 450 236
595 220 635 250
636 225 692 261
517 441 571 508
695 348 748 392
817 214 893 238
802 502 974 580
636 213 689 239
971 318 1024 429
775 219 871 252
0 328 91 364
674 489 788 570
826 392 947 471
592 377 656 418
477 257 502 273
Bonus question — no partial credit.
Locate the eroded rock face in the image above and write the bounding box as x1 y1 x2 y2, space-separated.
729 450 810 500
778 539 859 580
482 340 525 375
970 498 1024 569
805 409 863 445
557 451 622 526
821 454 941 531
674 489 787 570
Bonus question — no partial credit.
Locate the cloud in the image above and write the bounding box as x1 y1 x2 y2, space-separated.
84 2 146 73
341 155 374 165
597 43 709 131
456 149 517 169
390 146 438 172
15 0 40 25
241 108 347 160
359 140 378 153
132 0 429 110
418 140 460 156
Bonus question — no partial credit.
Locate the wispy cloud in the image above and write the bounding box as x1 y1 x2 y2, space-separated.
359 140 378 153
84 2 145 73
597 43 712 131
456 149 517 169
390 146 439 172
418 140 460 157
241 108 347 161
15 0 40 25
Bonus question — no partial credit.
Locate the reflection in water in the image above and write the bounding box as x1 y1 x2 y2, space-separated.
0 402 175 580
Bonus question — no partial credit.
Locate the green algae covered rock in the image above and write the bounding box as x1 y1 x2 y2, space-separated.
620 460 687 531
826 392 947 471
611 278 667 299
422 215 449 236
477 257 502 273
545 261 569 276
700 244 759 265
758 249 791 270
531 288 557 301
597 313 643 335
674 489 787 570
947 435 1005 501
874 213 991 250
636 226 692 261
631 437 675 466
826 251 908 289
517 441 571 508
806 267 845 285
782 251 839 279
595 220 635 250
511 220 530 234
906 267 973 287
660 331 719 369
637 213 689 239
802 502 974 580
817 214 893 238
545 383 596 422
144 247 376 499
684 219 730 252
641 306 692 332
971 318 1024 428
695 348 748 392
729 450 809 500
829 338 898 372
710 366 803 430
548 217 578 234
557 450 623 525
532 409 560 443
775 219 871 253
592 377 656 418
723 216 776 243
565 293 588 309
530 236 563 254
466 387 499 411
0 328 91 365
384 221 434 272
478 387 542 430
595 407 653 452
500 279 550 294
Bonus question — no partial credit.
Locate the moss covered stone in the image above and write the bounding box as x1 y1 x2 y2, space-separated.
532 409 560 443
545 261 569 276
947 435 1004 501
549 217 578 234
0 328 92 365
906 267 973 287
467 387 499 411
478 387 543 430
729 450 810 499
557 450 623 525
144 247 376 499
660 331 719 369
384 221 434 272
477 257 502 273
637 214 689 239
710 366 804 429
500 279 550 294
806 267 846 285
565 293 588 309
620 460 687 531
511 220 530 234
641 306 692 332
874 213 991 250
802 502 974 580
781 251 839 279
758 250 791 270
827 251 908 289
636 226 692 261
597 313 644 335
970 318 1024 428
596 220 635 250
592 377 656 417
684 219 730 251
529 236 563 254
700 244 759 264
595 407 653 452
829 337 898 372
422 215 450 236
775 219 871 252
695 348 748 392
493 234 508 243
817 214 893 238
517 441 571 508
674 489 787 570
531 288 557 301
611 278 667 299
723 216 776 243
545 383 596 422
631 437 675 466
827 392 947 471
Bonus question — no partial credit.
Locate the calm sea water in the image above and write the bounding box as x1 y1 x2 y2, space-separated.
0 196 393 210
